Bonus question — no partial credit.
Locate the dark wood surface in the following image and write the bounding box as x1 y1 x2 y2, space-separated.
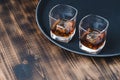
0 0 120 80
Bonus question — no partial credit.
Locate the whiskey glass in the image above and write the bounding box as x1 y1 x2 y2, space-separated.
79 14 109 54
49 4 78 43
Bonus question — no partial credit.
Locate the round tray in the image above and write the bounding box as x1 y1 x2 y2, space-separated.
36 0 120 57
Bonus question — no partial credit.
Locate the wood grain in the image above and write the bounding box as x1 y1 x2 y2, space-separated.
0 0 120 80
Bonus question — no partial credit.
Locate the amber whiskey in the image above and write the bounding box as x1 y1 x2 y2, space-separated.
80 28 106 50
50 19 76 43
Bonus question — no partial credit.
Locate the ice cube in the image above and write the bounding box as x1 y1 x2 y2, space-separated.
64 21 73 33
59 19 66 27
56 19 66 28
56 24 65 29
86 31 101 44
56 20 66 33
51 19 61 30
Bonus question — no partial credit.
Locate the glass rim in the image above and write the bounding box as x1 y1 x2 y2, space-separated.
79 14 109 33
49 4 78 21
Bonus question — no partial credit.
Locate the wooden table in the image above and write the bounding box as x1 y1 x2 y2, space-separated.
0 0 120 80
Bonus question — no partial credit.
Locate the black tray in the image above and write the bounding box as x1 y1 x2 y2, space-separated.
36 0 120 57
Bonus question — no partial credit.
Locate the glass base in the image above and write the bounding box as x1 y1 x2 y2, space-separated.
79 41 106 54
50 29 76 43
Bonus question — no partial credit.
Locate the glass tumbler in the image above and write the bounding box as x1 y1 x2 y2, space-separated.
49 4 78 43
79 14 109 54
